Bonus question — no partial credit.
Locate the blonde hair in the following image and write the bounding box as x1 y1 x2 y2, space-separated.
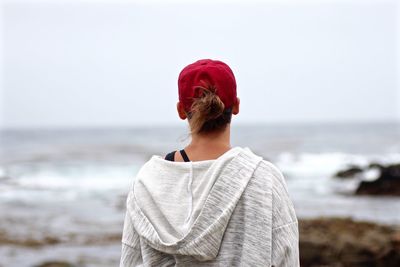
185 83 233 136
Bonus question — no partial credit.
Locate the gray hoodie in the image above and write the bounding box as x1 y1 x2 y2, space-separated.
120 146 299 267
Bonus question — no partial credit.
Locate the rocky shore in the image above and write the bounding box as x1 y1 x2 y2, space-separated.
334 162 400 196
1 217 399 267
300 217 400 267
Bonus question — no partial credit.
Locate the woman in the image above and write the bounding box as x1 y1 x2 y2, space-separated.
120 59 299 267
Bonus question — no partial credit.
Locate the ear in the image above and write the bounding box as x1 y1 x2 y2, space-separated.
232 97 240 115
177 101 188 120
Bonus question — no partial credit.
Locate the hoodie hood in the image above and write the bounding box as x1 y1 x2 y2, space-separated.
126 146 263 261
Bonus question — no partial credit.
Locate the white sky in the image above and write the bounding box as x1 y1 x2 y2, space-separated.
1 0 399 129
0 4 3 129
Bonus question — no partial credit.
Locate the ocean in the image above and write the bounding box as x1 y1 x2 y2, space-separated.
0 122 399 266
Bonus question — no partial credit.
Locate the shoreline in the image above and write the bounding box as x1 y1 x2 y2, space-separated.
299 217 400 267
1 217 399 267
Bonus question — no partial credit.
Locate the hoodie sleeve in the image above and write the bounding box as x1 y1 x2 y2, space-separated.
268 162 300 267
120 192 143 267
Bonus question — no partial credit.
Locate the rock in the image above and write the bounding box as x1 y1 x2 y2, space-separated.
356 163 400 196
334 165 363 179
299 217 400 267
0 230 61 247
368 162 385 169
334 162 400 196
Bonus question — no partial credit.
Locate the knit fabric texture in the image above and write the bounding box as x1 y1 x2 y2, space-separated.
120 146 299 267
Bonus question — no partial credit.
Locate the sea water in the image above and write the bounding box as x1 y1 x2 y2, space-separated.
0 122 399 266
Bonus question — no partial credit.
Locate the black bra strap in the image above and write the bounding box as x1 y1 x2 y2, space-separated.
164 151 176 161
180 149 190 162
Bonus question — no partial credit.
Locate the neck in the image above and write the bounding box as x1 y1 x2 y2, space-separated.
186 126 232 153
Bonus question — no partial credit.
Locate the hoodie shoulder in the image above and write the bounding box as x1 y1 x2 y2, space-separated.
129 158 155 191
257 160 297 228
253 159 285 184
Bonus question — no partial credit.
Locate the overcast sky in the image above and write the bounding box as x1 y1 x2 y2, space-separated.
1 0 399 129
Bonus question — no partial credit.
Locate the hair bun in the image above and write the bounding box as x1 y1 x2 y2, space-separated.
187 83 232 135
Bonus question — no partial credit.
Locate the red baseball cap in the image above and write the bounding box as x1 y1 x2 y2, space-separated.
178 59 237 113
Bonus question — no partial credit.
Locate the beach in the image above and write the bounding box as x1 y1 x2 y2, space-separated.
1 122 399 266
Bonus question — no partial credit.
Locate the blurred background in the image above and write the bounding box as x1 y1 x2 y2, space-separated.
1 0 400 266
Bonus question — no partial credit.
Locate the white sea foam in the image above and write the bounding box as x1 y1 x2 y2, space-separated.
273 151 400 225
363 168 381 181
0 163 142 204
0 151 399 227
13 164 137 191
276 152 400 178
